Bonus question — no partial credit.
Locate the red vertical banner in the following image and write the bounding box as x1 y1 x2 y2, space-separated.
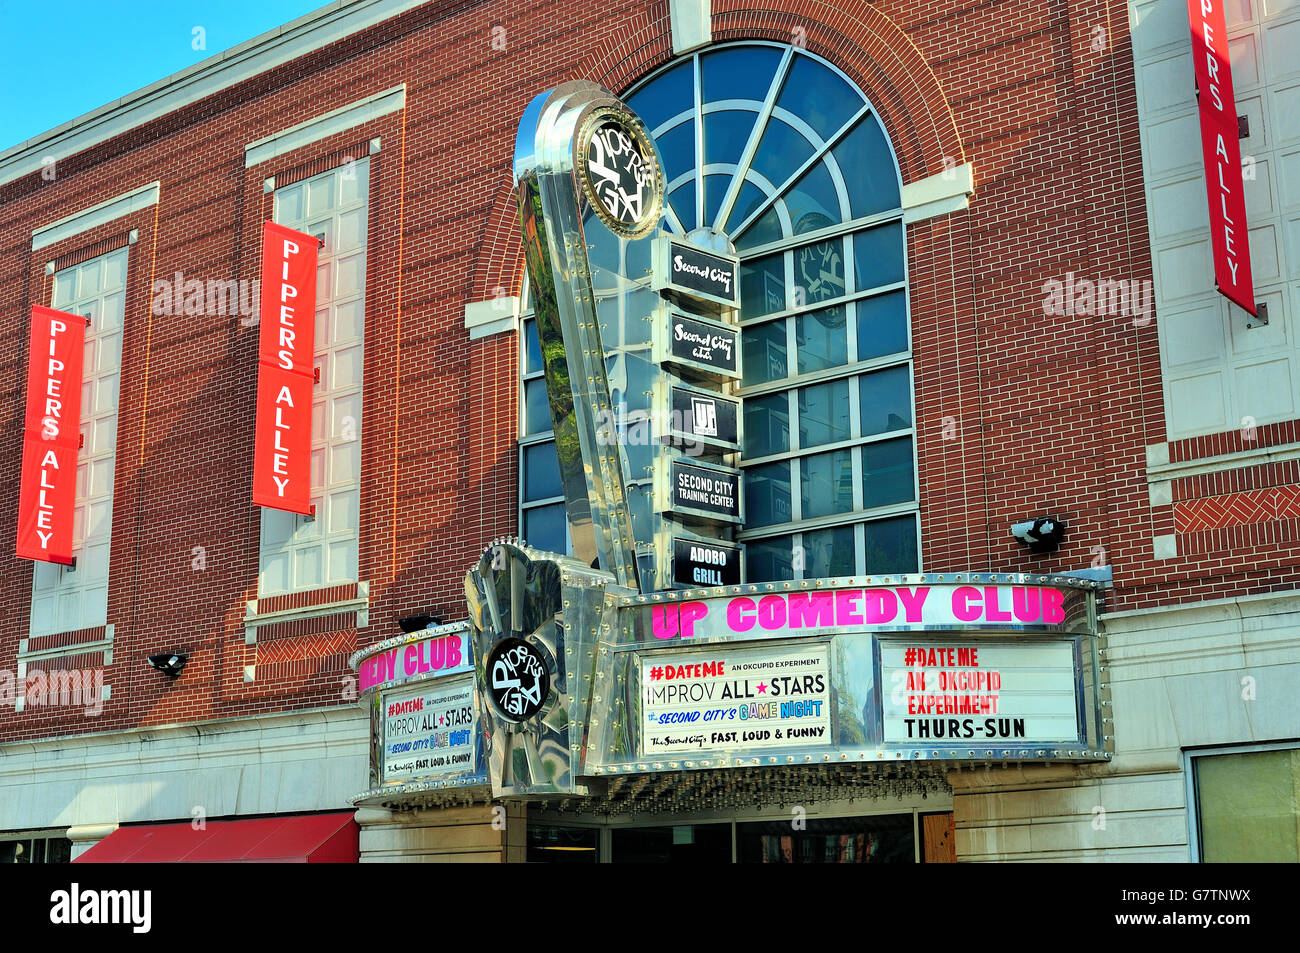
16 306 86 564
252 221 318 514
1188 0 1255 315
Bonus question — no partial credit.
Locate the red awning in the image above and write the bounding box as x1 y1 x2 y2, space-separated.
74 812 358 863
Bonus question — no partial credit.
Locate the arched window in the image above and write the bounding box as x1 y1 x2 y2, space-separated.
519 43 919 580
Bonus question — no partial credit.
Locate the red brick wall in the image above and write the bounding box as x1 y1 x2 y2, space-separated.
0 0 1292 745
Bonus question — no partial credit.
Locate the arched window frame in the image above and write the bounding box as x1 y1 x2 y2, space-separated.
517 42 921 579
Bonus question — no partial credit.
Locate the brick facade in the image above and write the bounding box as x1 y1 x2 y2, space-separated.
0 0 1289 751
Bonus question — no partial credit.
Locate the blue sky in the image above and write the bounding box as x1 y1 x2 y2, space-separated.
0 0 329 151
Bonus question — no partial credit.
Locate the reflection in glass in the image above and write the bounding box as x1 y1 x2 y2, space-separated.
701 44 783 104
526 825 599 863
740 252 784 317
832 118 900 217
742 320 787 386
743 461 791 527
626 58 693 133
737 814 914 863
523 504 567 556
798 379 850 447
785 159 843 234
793 239 845 305
773 54 863 143
862 437 914 509
853 223 905 290
657 120 697 186
746 535 794 582
523 442 562 501
859 366 911 436
803 523 856 577
749 117 814 195
795 305 847 374
856 291 908 360
801 451 853 519
863 515 918 573
744 392 790 457
524 378 552 435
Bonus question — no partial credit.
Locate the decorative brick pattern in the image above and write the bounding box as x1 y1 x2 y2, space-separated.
1175 484 1300 533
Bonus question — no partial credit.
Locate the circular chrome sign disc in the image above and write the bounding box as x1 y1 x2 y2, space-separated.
578 110 663 238
486 637 551 722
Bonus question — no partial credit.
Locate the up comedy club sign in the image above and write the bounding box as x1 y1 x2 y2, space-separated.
647 582 1072 640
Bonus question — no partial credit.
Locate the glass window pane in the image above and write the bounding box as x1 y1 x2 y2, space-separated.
703 109 757 167
657 119 697 186
749 117 814 193
794 238 846 305
853 222 905 290
795 305 847 374
526 825 599 863
701 44 783 105
524 378 552 434
668 180 697 232
744 393 789 457
863 515 918 574
523 442 562 501
743 461 791 527
802 524 857 578
737 814 914 863
627 59 694 134
832 117 901 217
524 503 567 555
742 320 788 386
862 437 914 509
741 252 785 317
1195 748 1300 862
703 173 732 231
524 318 543 374
785 159 843 234
859 366 911 436
856 291 908 360
725 179 768 233
746 535 794 582
611 824 733 863
735 204 785 251
801 450 854 519
774 55 863 143
798 379 850 447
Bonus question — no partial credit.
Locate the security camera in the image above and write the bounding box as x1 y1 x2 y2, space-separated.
1011 517 1067 553
398 614 443 633
147 653 188 678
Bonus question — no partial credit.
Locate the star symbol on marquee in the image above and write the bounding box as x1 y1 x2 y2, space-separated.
757 681 768 694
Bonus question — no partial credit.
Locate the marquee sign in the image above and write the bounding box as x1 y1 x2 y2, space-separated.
252 221 318 514
16 306 86 564
640 643 831 754
879 640 1079 744
382 675 478 783
1187 0 1255 314
640 582 1082 642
